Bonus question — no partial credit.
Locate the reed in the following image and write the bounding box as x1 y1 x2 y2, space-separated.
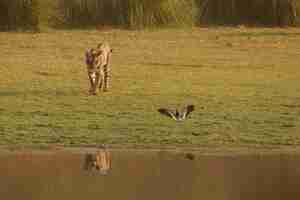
0 0 299 30
0 0 39 31
50 0 298 28
50 0 197 28
199 0 298 26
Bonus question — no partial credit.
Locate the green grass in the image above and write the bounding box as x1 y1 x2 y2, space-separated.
1 27 300 149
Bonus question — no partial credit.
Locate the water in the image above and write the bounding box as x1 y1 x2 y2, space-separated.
0 149 299 200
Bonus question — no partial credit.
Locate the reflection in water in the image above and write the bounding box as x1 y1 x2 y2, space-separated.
0 150 300 200
84 148 112 175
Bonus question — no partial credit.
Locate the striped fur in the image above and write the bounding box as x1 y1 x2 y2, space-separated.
84 149 112 174
85 42 112 95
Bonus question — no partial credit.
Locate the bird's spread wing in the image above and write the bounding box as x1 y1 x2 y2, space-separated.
182 105 195 119
158 108 177 120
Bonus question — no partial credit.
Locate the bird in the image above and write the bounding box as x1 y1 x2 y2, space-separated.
158 105 195 121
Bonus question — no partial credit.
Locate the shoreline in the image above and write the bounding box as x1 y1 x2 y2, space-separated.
1 144 300 156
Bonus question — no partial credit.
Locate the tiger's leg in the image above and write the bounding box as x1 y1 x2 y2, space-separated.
103 64 110 91
98 69 105 92
88 72 96 95
93 72 101 94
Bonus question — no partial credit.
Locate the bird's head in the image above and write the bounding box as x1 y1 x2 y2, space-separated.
175 109 180 116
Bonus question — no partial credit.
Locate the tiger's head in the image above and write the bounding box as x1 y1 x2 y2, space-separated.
85 48 102 67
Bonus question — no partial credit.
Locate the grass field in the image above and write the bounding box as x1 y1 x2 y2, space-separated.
1 27 300 150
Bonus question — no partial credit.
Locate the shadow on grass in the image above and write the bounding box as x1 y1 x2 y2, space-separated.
14 110 50 117
140 62 205 69
0 90 81 97
35 71 59 77
0 91 20 97
223 32 300 38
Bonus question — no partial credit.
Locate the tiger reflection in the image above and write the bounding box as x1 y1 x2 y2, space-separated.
84 148 111 175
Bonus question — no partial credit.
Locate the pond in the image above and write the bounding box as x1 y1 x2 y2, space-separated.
0 149 299 200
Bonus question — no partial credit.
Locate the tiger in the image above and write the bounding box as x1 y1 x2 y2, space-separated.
84 149 112 175
85 42 112 95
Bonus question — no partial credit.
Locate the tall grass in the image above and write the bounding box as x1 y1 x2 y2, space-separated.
0 0 299 30
47 0 300 28
126 0 197 28
0 0 39 31
199 0 298 26
50 0 198 29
